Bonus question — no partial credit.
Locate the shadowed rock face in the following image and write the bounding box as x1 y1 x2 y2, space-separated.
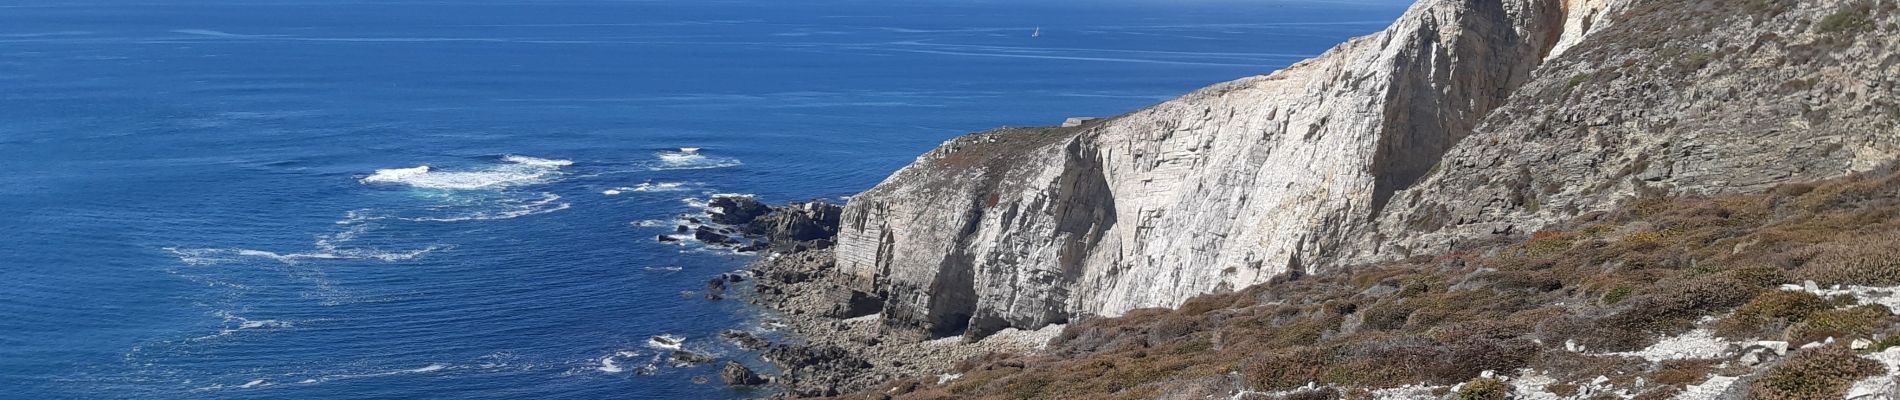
1356 0 1900 260
832 0 1900 338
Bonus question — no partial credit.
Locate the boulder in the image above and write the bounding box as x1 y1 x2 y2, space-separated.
745 201 844 249
694 226 736 244
709 196 772 225
720 361 766 386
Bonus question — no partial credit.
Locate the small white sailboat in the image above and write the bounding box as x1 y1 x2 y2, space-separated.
1031 26 1041 38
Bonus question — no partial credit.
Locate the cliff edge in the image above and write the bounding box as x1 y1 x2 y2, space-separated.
827 0 1897 340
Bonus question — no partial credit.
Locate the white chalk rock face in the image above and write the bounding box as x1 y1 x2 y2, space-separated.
834 0 1577 336
835 0 1900 337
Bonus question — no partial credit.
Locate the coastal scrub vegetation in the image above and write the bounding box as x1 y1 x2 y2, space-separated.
831 166 1900 399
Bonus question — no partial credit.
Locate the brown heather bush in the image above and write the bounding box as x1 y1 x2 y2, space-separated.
1799 232 1900 286
1650 359 1717 386
1751 346 1886 400
1786 304 1894 343
1715 290 1831 339
836 168 1900 399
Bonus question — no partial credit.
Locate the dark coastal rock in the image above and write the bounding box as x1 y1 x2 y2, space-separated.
720 361 766 386
705 277 726 300
744 201 843 250
834 290 883 318
764 344 869 371
693 226 735 244
670 350 717 366
709 196 772 225
675 225 690 233
735 240 768 253
719 330 770 350
656 234 680 243
763 343 872 397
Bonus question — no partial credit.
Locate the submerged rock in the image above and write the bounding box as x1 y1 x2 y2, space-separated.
705 277 726 300
670 350 716 366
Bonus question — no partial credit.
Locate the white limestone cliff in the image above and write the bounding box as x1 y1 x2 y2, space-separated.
830 0 1899 337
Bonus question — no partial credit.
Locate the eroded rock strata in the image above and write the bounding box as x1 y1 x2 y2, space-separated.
828 0 1897 340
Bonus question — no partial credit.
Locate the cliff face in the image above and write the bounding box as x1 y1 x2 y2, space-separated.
834 0 1899 337
1357 0 1900 260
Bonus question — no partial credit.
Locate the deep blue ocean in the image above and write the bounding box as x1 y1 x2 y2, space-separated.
0 0 1404 398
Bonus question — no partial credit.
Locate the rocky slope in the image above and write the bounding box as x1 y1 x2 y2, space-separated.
830 167 1900 399
1357 0 1900 261
827 0 1899 340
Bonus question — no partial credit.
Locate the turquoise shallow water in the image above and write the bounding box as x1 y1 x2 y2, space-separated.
0 0 1404 398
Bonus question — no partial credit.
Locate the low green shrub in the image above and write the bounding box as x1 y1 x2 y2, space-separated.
1455 377 1510 400
1817 3 1876 34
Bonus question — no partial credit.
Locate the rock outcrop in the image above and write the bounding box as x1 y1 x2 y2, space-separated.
830 0 1900 338
719 361 766 386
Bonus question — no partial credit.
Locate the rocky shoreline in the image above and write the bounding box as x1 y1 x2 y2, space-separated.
744 246 1064 398
674 196 1060 398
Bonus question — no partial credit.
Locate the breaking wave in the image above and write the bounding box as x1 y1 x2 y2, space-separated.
361 155 573 190
646 334 685 350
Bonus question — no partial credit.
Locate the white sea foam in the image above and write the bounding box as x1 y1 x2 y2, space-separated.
647 334 685 350
361 165 433 183
324 364 453 380
361 155 572 190
632 219 677 228
597 355 625 373
167 244 447 266
188 312 298 341
648 149 741 171
197 378 273 392
238 319 292 330
596 351 641 373
633 181 695 192
172 29 257 38
604 181 698 196
644 266 683 272
398 193 570 222
499 154 573 167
